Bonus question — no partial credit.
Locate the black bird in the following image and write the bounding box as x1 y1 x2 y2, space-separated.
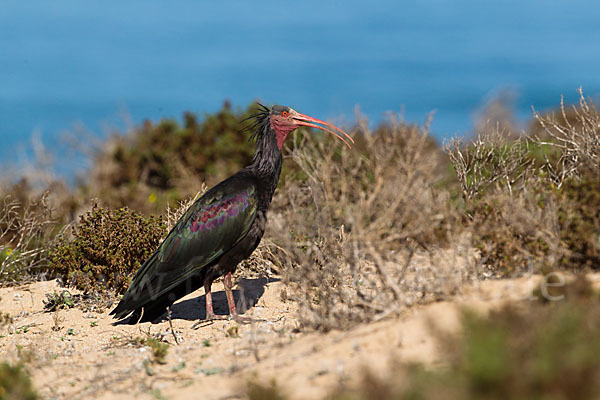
110 104 353 323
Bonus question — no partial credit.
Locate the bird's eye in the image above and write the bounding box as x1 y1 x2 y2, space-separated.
281 110 289 117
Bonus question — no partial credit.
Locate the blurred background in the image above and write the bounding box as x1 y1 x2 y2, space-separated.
1 0 599 176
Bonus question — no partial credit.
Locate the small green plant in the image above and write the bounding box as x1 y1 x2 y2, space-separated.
195 367 224 376
146 337 169 364
109 333 169 364
0 362 38 400
226 326 239 338
43 290 75 312
149 388 166 400
143 359 155 376
17 325 30 334
171 361 186 372
49 203 166 294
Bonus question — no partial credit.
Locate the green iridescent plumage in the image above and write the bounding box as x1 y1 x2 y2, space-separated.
110 177 258 319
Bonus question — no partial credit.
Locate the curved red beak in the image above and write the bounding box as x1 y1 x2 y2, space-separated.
291 109 354 149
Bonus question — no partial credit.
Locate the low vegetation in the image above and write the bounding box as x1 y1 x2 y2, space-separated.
85 102 259 214
0 92 598 398
0 192 54 285
1 93 598 315
109 332 170 364
49 204 166 295
247 277 600 400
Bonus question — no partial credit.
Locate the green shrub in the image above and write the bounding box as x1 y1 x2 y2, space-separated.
556 171 600 269
86 102 260 214
0 362 38 400
49 204 166 294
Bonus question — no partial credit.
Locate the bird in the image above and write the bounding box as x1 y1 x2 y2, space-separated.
110 104 353 324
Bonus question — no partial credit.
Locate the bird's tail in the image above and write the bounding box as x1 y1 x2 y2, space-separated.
109 251 162 320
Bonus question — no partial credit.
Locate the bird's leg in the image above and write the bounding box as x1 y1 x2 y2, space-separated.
223 272 263 324
223 271 238 318
203 280 226 321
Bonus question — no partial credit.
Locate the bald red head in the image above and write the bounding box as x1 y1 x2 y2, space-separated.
268 105 354 150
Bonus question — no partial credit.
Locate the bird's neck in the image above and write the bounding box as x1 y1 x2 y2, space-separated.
249 127 282 174
246 128 283 207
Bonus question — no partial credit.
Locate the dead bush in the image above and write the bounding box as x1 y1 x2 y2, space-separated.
534 89 600 184
446 91 599 275
468 183 564 276
445 127 533 200
0 193 54 285
269 117 469 331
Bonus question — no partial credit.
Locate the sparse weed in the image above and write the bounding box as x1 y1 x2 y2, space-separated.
43 290 75 312
0 313 12 330
109 333 169 364
0 193 54 285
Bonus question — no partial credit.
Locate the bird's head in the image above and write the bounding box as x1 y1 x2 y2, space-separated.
266 104 354 150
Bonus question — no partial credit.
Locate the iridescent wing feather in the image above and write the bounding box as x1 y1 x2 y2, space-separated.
110 177 258 318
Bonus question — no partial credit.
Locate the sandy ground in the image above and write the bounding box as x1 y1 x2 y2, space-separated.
2 273 598 400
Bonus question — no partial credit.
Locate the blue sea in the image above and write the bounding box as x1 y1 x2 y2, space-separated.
1 0 599 176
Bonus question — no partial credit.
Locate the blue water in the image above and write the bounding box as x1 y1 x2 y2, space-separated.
1 0 600 175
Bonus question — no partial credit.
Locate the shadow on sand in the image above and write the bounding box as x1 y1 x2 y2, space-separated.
164 277 275 322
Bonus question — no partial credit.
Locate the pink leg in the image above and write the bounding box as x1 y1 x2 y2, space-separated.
223 272 262 324
204 281 217 320
223 271 238 317
203 281 227 321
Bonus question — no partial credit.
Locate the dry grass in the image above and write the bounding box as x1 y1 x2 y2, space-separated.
263 117 472 330
0 193 54 285
445 127 533 199
534 88 600 184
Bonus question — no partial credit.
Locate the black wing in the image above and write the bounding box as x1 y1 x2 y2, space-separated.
110 177 258 319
